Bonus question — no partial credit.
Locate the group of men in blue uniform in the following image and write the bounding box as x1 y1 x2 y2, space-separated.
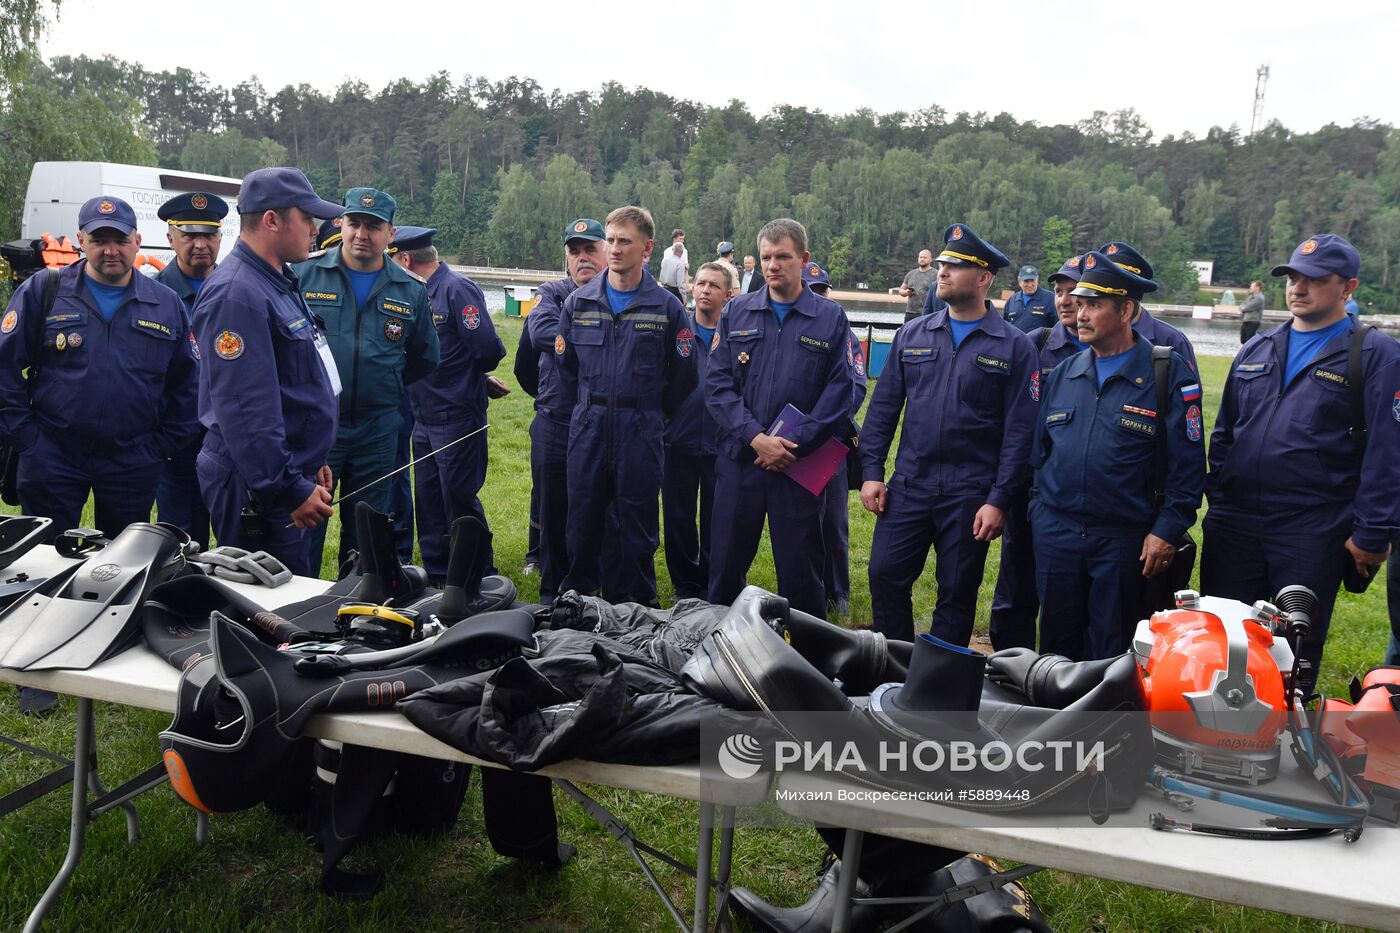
4 163 1397 715
0 167 504 602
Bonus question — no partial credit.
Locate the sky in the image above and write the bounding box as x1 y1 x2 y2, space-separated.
37 0 1400 139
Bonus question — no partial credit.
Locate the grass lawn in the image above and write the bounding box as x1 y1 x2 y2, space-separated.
0 316 1390 931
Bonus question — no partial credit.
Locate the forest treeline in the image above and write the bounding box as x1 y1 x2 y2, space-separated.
4 53 1400 308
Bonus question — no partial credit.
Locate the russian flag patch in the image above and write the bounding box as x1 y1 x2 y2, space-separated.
1180 383 1201 402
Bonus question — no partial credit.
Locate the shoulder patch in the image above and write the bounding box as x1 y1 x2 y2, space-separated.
711 330 720 351
1185 404 1202 442
554 334 566 355
1029 368 1040 402
676 327 693 358
463 305 481 330
384 318 404 342
1 308 17 334
1392 390 1400 424
1180 383 1201 402
188 331 201 360
214 330 244 360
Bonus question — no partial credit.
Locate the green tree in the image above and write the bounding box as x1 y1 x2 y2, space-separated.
1041 215 1073 264
427 170 468 261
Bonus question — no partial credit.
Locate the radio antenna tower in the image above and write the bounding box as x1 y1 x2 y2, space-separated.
1249 64 1270 138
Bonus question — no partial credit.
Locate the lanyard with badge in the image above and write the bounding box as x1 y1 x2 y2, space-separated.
305 307 342 396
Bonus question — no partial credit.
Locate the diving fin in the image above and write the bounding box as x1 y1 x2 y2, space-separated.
0 515 51 571
0 522 189 671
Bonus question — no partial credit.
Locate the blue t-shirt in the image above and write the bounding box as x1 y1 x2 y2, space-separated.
345 268 379 310
771 299 795 326
604 279 639 316
948 315 984 349
189 276 206 297
1284 317 1351 385
695 322 716 350
86 278 129 323
1067 331 1087 351
1093 346 1134 388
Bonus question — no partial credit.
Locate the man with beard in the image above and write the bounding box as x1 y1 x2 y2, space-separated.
859 224 1037 645
897 248 936 323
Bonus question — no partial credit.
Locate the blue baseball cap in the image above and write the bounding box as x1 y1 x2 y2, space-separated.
802 262 830 289
1018 264 1039 280
1098 241 1154 280
1071 251 1158 301
158 192 229 233
1271 233 1360 280
238 168 343 219
78 196 137 236
563 218 604 243
389 226 436 255
1046 255 1084 285
937 223 1009 272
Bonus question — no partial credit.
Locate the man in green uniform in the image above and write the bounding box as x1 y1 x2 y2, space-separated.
294 188 439 574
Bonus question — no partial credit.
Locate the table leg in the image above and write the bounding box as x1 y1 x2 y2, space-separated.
24 697 94 933
831 829 865 933
714 806 736 932
694 802 714 932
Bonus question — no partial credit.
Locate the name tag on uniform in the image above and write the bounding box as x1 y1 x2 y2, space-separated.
976 354 1010 372
432 312 447 325
799 335 830 350
1312 368 1347 386
286 317 310 334
632 321 665 332
314 331 342 396
381 300 412 318
46 312 81 325
305 291 338 302
1118 416 1156 436
729 328 760 338
136 319 172 336
1236 363 1267 373
1045 411 1070 425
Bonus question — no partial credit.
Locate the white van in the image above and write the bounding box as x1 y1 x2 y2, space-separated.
22 161 242 266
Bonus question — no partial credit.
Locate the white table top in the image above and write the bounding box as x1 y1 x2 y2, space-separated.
0 546 772 807
772 747 1400 930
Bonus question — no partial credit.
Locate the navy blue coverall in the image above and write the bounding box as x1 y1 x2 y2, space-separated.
662 313 720 599
192 241 338 576
1202 320 1400 674
821 328 868 610
557 273 697 605
1002 286 1057 333
1136 309 1197 372
153 260 212 549
294 250 439 574
859 306 1038 645
1030 337 1204 660
0 259 198 536
706 286 856 617
408 264 505 578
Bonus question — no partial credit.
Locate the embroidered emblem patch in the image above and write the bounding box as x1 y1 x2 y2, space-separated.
711 330 720 351
1 309 16 334
1106 243 1119 255
360 194 376 208
68 332 83 348
847 341 854 367
1180 383 1201 402
950 226 964 240
98 200 115 215
676 326 693 358
215 330 244 360
1301 239 1318 255
1186 404 1203 442
1393 390 1400 423
191 194 208 210
809 264 821 277
1084 254 1097 270
554 335 566 355
463 305 481 330
384 318 404 342
188 331 200 360
1030 369 1040 402
573 221 588 233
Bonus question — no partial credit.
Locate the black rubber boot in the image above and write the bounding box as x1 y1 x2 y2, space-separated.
347 503 426 605
438 516 492 626
729 858 882 933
